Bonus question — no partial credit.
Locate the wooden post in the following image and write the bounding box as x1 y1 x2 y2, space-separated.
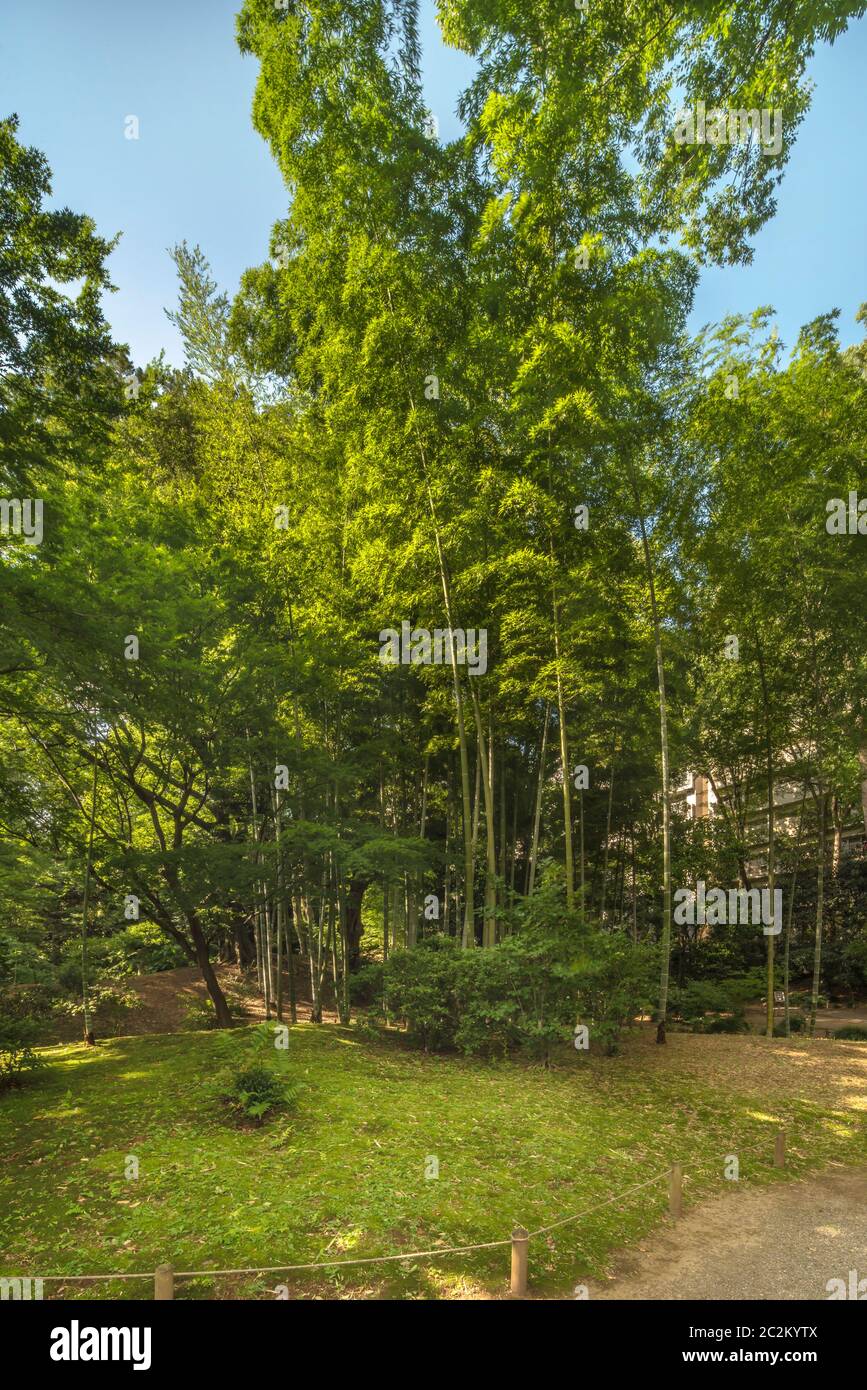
154 1263 174 1300
774 1130 786 1168
669 1162 683 1220
510 1227 529 1297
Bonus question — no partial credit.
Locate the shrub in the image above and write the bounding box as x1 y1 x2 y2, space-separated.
56 940 114 994
349 960 383 1007
671 973 763 1025
183 994 244 1030
382 926 581 1060
670 980 731 1023
382 937 460 1051
769 1013 806 1037
104 922 188 977
568 934 658 1055
352 1010 385 1043
0 1016 44 1089
834 1026 867 1042
453 940 536 1057
225 1065 292 1123
51 983 139 1036
378 876 657 1061
0 935 55 986
211 1023 301 1124
788 989 828 1011
704 1014 749 1034
0 983 60 1023
721 971 768 1005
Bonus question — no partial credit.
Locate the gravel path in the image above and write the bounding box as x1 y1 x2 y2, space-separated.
587 1166 867 1300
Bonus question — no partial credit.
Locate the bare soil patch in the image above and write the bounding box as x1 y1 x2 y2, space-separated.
588 1163 867 1300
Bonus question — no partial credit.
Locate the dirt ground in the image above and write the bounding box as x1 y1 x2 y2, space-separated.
744 1002 867 1034
588 1164 867 1300
46 963 341 1041
124 963 342 1030
620 1027 867 1112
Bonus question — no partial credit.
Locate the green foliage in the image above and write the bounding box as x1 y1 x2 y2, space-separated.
183 994 245 1031
103 923 189 978
0 1016 44 1089
225 1065 293 1123
703 1016 750 1035
380 887 657 1060
349 960 384 1007
0 983 59 1022
571 934 658 1056
51 984 139 1037
773 1013 806 1037
215 1024 300 1123
1 4 866 1059
789 989 829 1012
0 931 55 987
382 938 460 1052
670 973 764 1030
834 1027 867 1042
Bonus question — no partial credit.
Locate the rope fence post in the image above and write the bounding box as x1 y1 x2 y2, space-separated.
669 1162 683 1220
510 1227 529 1297
774 1130 786 1169
154 1263 174 1300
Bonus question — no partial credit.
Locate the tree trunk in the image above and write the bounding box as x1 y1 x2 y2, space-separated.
629 482 672 1045
285 906 297 1025
600 755 615 923
190 926 233 1028
528 702 550 897
783 790 807 1037
630 822 638 942
552 613 574 909
385 288 475 951
470 688 497 945
272 787 284 1022
809 788 826 1036
830 795 842 878
754 635 776 1039
345 875 371 969
79 757 99 1045
498 743 507 912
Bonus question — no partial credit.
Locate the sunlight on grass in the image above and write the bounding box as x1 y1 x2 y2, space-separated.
2 1027 866 1300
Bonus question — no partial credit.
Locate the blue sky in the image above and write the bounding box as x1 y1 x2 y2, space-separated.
2 0 864 366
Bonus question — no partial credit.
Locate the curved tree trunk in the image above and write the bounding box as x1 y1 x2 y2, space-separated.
345 874 372 970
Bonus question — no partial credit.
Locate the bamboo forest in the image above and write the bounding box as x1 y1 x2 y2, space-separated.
1 0 867 1332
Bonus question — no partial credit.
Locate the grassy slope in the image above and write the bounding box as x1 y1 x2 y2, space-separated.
1 1024 866 1300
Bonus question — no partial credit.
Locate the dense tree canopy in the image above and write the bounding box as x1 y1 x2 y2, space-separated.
1 1 865 1055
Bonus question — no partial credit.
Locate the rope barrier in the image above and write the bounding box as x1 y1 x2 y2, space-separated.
23 1124 811 1288
36 1239 511 1283
173 1239 511 1279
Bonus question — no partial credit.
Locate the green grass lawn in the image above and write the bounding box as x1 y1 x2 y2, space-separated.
2 1024 866 1299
